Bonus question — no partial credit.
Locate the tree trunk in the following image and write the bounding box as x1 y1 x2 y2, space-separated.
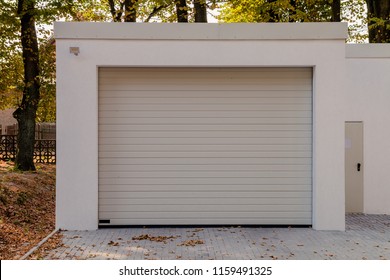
175 0 188 22
194 0 207 22
366 0 390 43
331 0 341 22
14 0 40 171
124 0 137 22
108 0 123 22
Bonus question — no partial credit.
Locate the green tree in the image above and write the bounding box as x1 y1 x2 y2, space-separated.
108 0 139 22
13 0 41 171
219 0 335 23
175 0 189 22
366 0 390 42
0 1 24 111
219 0 371 42
342 0 368 42
0 0 101 170
105 0 216 23
37 37 56 123
332 0 341 22
194 0 208 22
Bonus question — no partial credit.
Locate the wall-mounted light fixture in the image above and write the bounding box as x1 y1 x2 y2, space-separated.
69 47 80 56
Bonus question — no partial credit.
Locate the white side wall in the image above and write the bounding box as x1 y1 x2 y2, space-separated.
346 44 390 214
55 23 348 230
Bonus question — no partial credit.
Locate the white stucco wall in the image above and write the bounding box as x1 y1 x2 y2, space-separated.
346 44 390 214
55 23 348 230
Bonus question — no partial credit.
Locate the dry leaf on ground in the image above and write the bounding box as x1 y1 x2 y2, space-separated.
132 234 178 244
0 161 57 259
177 239 205 247
108 241 119 246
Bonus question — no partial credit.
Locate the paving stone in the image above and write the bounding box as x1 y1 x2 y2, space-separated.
45 214 390 260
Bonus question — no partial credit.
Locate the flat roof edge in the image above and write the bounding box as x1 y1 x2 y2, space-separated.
54 22 348 40
346 44 390 58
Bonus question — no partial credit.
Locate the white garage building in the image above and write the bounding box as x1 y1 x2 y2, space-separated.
55 23 390 230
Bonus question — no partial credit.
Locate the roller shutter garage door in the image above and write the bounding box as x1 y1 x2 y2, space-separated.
98 68 312 226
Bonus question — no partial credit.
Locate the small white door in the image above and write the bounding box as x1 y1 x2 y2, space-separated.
345 122 363 213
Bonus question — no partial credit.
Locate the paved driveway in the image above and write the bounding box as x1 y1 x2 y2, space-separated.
46 214 390 260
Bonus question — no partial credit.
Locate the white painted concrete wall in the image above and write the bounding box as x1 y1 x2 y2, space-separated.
55 23 348 230
346 44 390 215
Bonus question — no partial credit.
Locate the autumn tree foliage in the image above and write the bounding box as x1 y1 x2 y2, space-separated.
108 0 139 22
219 0 390 43
106 0 213 22
0 0 102 170
219 0 336 23
0 0 388 170
13 0 41 171
366 0 390 43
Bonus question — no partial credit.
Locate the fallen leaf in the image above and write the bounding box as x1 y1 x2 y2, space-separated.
177 239 205 247
108 241 119 246
0 162 57 260
132 234 178 243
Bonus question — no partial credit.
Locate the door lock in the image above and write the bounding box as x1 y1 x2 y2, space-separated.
357 163 361 171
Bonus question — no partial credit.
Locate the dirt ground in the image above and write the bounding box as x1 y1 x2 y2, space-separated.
0 160 61 260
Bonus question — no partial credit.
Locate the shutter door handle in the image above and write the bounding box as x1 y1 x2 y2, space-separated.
357 163 361 172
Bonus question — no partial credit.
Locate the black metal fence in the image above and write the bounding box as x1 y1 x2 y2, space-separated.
0 135 16 161
0 135 56 164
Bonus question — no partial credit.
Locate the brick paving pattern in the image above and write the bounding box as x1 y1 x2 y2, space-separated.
46 214 390 260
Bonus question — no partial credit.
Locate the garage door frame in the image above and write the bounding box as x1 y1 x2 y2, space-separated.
97 67 313 226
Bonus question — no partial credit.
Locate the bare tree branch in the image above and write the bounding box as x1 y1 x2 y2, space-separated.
108 0 125 22
145 4 169 23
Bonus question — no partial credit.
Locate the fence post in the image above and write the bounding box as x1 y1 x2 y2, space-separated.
12 135 16 159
